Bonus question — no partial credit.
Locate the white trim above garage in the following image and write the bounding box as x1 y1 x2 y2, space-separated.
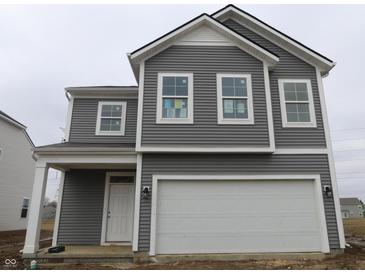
150 174 329 256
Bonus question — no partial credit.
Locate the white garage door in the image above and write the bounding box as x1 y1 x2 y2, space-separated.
155 180 325 255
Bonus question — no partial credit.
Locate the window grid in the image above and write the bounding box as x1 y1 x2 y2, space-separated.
96 102 127 135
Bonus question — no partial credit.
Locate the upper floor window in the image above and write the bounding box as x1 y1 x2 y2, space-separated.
95 101 127 135
156 73 194 124
217 73 254 124
278 79 316 128
20 198 30 218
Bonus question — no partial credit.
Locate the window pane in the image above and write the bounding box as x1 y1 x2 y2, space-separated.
163 76 175 86
162 98 188 118
234 78 247 97
296 82 307 92
284 90 297 101
163 85 175 96
101 105 112 116
223 99 248 119
223 99 234 118
100 118 121 131
235 99 248 118
176 86 188 96
110 105 122 117
222 77 234 87
162 76 188 96
222 86 234 96
284 82 295 92
101 104 122 117
284 82 309 101
296 91 309 101
285 103 310 123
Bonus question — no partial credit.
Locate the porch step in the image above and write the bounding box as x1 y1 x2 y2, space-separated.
25 256 133 264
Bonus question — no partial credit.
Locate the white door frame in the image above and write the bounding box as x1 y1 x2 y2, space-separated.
101 172 135 245
149 174 330 256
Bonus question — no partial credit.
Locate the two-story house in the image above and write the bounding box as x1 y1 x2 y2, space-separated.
0 111 35 231
23 5 344 259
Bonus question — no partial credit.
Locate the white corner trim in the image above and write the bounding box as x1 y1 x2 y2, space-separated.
216 73 254 125
156 72 194 124
101 172 136 245
52 171 65 247
263 62 275 151
136 61 145 151
149 174 329 256
64 95 74 142
95 101 127 136
316 67 345 248
278 79 317 128
132 154 142 252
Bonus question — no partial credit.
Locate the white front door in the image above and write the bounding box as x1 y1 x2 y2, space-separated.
106 183 134 242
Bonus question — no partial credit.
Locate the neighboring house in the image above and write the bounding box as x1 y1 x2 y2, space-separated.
340 198 363 219
0 111 35 231
23 5 345 258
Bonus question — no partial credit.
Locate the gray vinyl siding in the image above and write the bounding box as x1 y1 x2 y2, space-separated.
57 169 136 245
138 154 340 251
142 45 270 147
223 19 326 148
69 98 137 144
57 170 106 245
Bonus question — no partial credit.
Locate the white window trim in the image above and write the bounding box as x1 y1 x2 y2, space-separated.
217 73 254 125
156 72 194 124
278 79 317 128
95 101 127 136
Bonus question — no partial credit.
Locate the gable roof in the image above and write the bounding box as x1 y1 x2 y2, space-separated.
340 198 362 205
212 5 335 75
0 111 34 148
0 110 26 129
128 13 280 80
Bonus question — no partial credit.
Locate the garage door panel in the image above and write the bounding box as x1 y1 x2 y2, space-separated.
158 197 317 214
157 215 320 233
157 232 321 254
156 180 323 254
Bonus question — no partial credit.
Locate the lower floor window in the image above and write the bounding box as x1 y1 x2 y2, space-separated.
20 198 30 218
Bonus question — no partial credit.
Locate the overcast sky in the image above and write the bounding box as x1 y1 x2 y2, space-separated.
0 4 364 201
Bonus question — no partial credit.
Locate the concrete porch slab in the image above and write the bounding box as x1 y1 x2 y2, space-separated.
24 245 133 264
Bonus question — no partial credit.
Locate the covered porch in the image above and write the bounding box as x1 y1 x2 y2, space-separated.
22 143 141 259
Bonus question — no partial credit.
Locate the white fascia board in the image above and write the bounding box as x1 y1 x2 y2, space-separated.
67 89 138 99
0 113 27 130
213 7 335 74
129 15 279 68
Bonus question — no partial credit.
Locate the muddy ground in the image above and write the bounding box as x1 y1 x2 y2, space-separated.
1 218 365 270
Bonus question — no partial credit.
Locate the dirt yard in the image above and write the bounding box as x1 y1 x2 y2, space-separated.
2 218 365 270
0 219 53 270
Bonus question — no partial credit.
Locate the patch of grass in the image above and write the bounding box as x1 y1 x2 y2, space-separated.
343 218 365 237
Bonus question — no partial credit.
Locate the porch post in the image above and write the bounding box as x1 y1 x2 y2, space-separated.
23 162 49 254
52 170 65 246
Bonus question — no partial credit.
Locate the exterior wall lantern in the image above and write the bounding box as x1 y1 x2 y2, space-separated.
142 186 150 199
323 185 332 197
